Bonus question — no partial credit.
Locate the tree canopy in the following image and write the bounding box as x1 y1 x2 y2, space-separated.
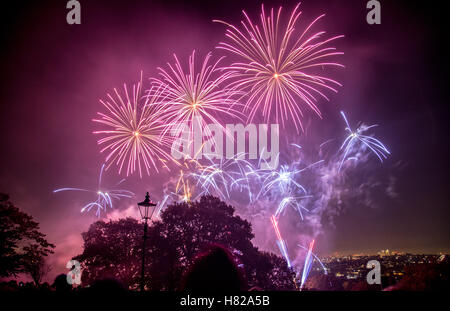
75 195 296 290
0 193 55 284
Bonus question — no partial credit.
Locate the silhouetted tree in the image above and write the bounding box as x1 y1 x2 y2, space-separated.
52 274 72 292
21 245 52 286
75 195 296 290
74 218 142 289
0 193 55 281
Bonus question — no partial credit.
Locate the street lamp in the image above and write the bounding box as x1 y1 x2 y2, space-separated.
137 192 157 292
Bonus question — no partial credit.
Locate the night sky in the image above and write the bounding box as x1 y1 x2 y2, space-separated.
0 0 448 282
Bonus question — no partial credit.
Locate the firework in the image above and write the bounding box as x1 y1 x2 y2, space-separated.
192 161 235 200
151 51 242 143
300 239 315 289
270 215 292 267
192 152 256 201
339 111 390 171
258 160 323 199
53 164 134 217
161 144 206 203
229 156 264 203
215 3 344 132
171 146 208 202
93 74 176 178
175 170 198 202
297 243 327 275
259 164 307 197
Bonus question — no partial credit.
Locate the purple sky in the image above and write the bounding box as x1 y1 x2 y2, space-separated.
0 0 448 282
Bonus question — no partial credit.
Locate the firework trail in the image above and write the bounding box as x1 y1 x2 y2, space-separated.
159 143 207 204
192 159 236 200
258 160 323 198
175 170 198 202
155 194 170 219
270 215 292 267
162 148 263 204
339 111 390 171
254 156 323 222
53 164 134 217
259 164 307 197
170 145 208 202
300 239 315 289
151 51 242 144
93 73 176 178
228 154 270 203
193 152 257 202
215 3 344 132
275 194 312 220
297 243 327 275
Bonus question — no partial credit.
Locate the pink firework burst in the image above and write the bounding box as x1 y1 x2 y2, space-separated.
215 3 344 132
151 51 242 142
93 74 176 178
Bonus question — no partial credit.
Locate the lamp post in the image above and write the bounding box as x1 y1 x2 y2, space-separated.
137 192 157 292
